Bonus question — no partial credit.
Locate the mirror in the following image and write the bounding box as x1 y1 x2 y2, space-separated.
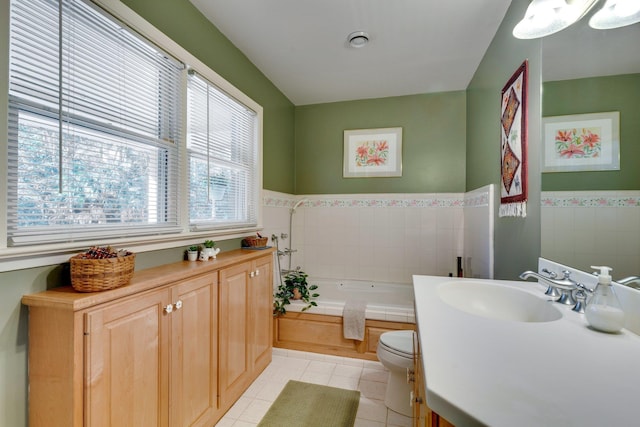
540 7 640 279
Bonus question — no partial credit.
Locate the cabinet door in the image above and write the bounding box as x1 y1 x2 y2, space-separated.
170 273 219 427
250 255 273 373
84 289 171 427
219 261 252 410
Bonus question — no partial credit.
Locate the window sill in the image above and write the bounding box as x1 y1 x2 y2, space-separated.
0 227 260 272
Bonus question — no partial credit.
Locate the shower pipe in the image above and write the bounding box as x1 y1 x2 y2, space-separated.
287 199 307 272
271 199 308 279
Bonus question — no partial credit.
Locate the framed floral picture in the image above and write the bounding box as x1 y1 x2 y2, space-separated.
343 127 402 177
542 111 620 172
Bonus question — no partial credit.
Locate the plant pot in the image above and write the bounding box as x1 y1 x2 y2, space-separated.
292 288 302 300
187 251 198 261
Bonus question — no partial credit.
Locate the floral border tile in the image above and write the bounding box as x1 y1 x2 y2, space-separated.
464 192 490 208
263 194 465 209
302 197 465 208
265 189 639 210
263 196 297 209
541 191 640 208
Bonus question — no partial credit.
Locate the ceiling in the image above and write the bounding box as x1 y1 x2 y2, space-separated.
189 0 513 105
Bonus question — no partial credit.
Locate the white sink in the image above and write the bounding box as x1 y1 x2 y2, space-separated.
437 281 562 323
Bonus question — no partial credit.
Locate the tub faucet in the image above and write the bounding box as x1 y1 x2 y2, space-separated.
519 270 580 305
617 276 640 289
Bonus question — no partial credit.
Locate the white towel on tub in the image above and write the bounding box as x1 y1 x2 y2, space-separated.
343 299 367 341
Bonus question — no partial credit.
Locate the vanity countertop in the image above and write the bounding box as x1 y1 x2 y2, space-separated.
413 275 640 427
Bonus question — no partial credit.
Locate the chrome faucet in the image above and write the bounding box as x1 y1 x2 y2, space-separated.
540 268 561 299
571 283 594 314
519 270 580 306
617 276 640 289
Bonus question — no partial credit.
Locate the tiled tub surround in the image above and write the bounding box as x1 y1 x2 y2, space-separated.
541 190 640 278
263 190 477 284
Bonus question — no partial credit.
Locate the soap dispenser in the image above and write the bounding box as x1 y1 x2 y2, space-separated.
585 266 625 333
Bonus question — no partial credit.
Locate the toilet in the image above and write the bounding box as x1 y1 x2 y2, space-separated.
376 330 415 417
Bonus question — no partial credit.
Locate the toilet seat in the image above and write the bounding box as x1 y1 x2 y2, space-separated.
378 330 414 358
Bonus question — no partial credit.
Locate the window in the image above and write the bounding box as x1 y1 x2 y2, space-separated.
187 72 259 231
8 0 183 245
5 0 262 253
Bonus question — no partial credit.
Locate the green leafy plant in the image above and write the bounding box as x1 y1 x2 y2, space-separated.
188 245 199 252
273 270 319 316
203 240 216 248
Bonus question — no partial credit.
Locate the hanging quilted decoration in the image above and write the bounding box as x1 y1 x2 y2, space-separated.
499 60 528 217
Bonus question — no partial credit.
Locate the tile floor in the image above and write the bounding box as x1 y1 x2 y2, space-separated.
214 347 412 427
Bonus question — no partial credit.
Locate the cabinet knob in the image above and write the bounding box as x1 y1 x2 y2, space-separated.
410 391 423 406
175 300 183 310
255 269 260 276
164 304 173 314
250 271 255 278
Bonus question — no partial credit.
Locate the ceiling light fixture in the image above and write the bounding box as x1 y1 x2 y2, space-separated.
513 0 599 39
589 0 640 29
347 31 369 48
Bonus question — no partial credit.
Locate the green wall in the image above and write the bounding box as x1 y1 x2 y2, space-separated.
542 73 640 191
294 91 467 194
122 0 296 194
466 0 542 280
0 0 294 425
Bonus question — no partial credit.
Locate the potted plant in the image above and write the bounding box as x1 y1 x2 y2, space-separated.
186 245 199 261
200 240 220 260
273 270 319 316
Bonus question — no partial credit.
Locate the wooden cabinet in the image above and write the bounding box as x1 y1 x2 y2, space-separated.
169 275 219 427
250 254 273 373
218 255 273 411
412 330 425 426
412 329 455 427
219 261 252 410
81 273 219 427
23 249 273 427
84 286 171 427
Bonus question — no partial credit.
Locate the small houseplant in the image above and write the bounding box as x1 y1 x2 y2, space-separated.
273 269 319 316
200 240 220 260
186 245 199 261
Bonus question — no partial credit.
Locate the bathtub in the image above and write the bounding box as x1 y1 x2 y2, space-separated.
282 277 416 323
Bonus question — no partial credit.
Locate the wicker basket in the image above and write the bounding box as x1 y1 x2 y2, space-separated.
242 236 268 247
70 253 136 292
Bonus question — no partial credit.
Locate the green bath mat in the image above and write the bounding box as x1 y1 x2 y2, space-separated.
257 380 360 427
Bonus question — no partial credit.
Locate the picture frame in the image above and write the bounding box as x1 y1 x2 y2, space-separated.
343 127 402 178
542 111 620 172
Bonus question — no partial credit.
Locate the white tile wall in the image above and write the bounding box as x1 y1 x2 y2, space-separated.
263 189 494 283
463 184 494 279
541 191 640 278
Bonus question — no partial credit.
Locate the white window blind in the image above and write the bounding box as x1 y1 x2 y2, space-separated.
187 72 259 230
7 0 184 245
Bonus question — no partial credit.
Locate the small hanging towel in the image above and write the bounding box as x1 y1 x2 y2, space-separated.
343 299 367 341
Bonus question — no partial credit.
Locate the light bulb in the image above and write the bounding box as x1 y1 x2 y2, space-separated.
589 0 640 29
